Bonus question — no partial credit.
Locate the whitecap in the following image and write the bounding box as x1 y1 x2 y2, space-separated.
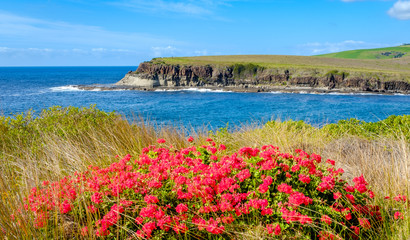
50 85 84 92
155 88 230 93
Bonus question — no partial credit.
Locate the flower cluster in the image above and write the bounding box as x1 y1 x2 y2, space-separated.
24 139 407 239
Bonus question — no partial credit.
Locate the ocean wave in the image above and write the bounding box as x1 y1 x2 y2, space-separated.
50 85 84 92
155 88 230 93
50 85 129 92
268 91 405 96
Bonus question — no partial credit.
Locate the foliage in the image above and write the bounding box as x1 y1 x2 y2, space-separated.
325 70 350 79
232 63 262 79
0 105 119 157
21 139 408 239
322 115 410 141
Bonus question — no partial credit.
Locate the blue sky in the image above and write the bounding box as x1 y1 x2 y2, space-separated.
0 0 409 66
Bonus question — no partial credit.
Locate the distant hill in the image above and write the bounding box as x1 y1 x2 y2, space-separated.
316 45 410 59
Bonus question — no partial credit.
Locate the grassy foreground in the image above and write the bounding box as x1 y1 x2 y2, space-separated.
0 106 408 239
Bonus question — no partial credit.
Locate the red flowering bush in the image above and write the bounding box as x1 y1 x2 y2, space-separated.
24 139 407 239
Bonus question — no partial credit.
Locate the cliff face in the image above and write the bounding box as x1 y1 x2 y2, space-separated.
116 62 410 93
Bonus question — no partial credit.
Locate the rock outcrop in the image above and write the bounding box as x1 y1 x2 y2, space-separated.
116 61 410 94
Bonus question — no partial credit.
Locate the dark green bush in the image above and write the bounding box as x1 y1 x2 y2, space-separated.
232 63 262 79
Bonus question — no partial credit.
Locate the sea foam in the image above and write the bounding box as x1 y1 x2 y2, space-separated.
50 85 83 92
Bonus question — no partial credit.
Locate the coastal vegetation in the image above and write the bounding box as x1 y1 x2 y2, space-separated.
0 106 408 239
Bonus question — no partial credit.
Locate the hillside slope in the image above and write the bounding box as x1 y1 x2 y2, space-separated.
316 45 410 59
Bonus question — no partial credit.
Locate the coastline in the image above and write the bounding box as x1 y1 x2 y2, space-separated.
108 59 410 95
76 84 409 95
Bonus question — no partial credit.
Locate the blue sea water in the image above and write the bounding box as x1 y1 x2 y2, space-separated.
0 66 409 129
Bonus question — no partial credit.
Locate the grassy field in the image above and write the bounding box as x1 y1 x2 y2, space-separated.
152 45 410 82
317 45 410 59
0 106 408 239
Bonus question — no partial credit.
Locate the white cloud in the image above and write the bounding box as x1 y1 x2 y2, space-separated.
0 11 181 51
151 46 178 57
110 0 237 16
300 40 391 55
194 50 208 56
388 1 410 20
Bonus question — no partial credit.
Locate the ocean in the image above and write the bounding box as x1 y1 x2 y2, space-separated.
1 66 409 129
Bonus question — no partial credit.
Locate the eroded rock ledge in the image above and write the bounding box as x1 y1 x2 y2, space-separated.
115 61 410 94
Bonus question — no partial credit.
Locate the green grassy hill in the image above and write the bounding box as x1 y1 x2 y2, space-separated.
316 44 410 59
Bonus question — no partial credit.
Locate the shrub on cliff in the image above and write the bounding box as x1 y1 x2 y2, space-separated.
232 63 262 79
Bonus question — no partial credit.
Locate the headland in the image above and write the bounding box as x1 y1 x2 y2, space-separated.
82 45 410 94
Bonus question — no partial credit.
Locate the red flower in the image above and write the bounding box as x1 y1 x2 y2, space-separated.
238 147 260 158
60 200 72 214
187 136 194 142
346 194 355 204
350 225 360 235
353 175 368 186
266 224 281 235
91 192 103 204
333 192 342 200
259 184 269 194
298 174 311 184
291 165 300 172
358 218 371 229
173 222 188 234
88 204 98 214
235 169 251 182
206 218 225 234
135 217 143 224
394 194 407 202
80 226 88 236
344 185 355 193
142 221 156 237
157 139 166 144
144 195 159 204
261 208 273 215
317 176 335 192
277 183 293 194
288 191 313 207
394 211 404 220
175 203 188 214
321 215 332 225
274 224 281 235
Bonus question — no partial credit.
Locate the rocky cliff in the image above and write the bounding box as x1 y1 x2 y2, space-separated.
116 61 410 93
